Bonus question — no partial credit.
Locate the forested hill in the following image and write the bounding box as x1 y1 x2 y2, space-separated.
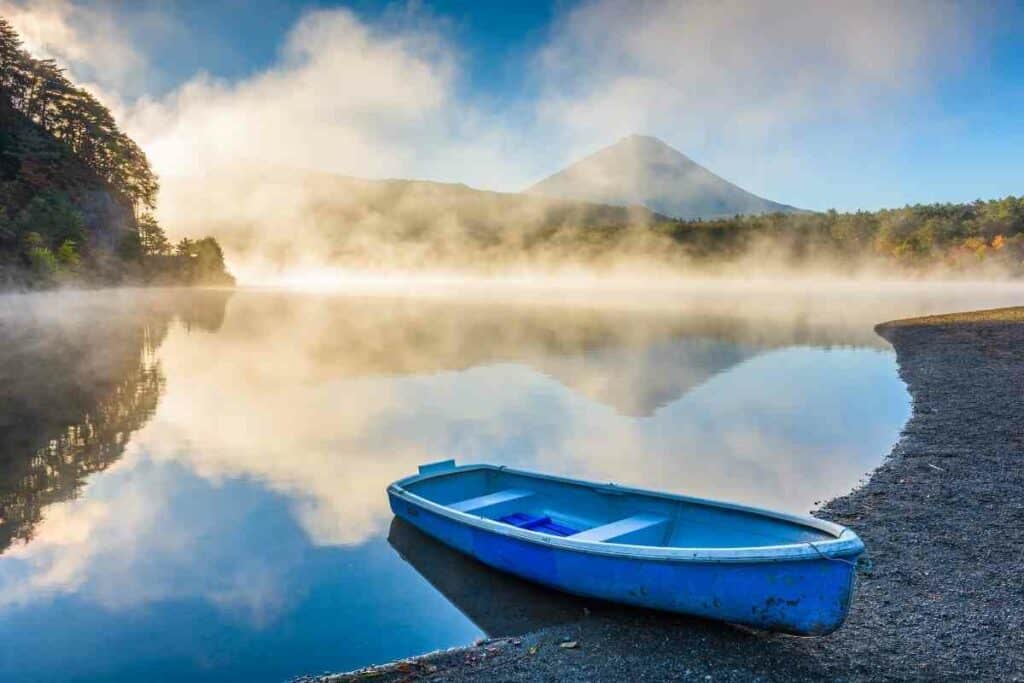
649 197 1024 275
0 18 232 289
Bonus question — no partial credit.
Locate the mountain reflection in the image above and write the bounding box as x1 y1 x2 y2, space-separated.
4 285 1018 557
0 290 231 552
183 289 922 416
1 284 1020 681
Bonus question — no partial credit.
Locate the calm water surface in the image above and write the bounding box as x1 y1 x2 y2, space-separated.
1 284 1021 681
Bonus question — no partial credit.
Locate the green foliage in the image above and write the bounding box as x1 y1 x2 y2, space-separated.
659 195 1024 273
0 207 12 243
55 239 79 267
14 189 84 246
173 236 234 285
137 212 170 256
20 230 42 248
0 18 158 210
26 244 56 276
192 237 229 280
0 20 236 289
116 230 143 262
175 237 194 258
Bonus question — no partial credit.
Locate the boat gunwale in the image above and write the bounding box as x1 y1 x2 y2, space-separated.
388 463 865 563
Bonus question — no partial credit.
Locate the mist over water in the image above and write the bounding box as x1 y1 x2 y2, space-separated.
1 282 1023 681
0 1 1020 678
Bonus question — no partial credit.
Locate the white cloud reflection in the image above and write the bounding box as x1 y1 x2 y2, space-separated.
0 289 931 625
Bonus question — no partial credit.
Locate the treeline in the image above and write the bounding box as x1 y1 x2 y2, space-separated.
0 19 155 211
336 191 1024 275
0 18 232 288
657 196 1024 274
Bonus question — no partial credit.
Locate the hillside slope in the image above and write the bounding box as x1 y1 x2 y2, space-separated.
527 135 799 220
0 98 135 268
169 164 1024 277
0 17 232 288
165 168 676 271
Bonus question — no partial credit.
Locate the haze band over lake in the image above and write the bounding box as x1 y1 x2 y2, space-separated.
1 2 1023 681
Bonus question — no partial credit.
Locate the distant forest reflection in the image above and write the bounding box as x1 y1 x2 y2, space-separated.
0 290 232 551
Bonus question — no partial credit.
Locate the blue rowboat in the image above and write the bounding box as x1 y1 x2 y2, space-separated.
387 460 865 635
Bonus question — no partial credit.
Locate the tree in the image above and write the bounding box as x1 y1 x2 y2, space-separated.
191 237 230 283
174 236 233 285
55 239 79 268
175 237 194 258
0 208 13 244
137 212 170 256
0 19 30 104
117 230 143 262
0 19 159 211
14 190 85 248
0 20 236 287
26 245 56 277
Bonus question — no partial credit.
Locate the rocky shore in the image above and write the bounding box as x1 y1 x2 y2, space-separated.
306 307 1024 682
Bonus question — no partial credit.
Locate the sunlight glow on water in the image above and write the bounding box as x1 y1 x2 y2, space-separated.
0 284 1021 681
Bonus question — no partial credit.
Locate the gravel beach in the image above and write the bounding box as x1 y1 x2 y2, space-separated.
306 307 1024 682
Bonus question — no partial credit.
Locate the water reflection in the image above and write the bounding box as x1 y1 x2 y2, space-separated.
0 283 1021 681
388 517 588 636
0 290 231 552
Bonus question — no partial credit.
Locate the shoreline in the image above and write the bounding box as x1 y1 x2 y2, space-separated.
307 307 1024 682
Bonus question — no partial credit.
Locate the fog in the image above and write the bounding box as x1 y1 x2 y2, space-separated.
2 282 1023 639
2 1 1009 283
0 3 1022 678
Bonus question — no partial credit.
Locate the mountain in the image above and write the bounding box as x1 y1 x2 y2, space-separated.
526 135 800 220
315 174 667 231
165 167 679 271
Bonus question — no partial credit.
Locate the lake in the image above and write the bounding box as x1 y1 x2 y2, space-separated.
1 283 1021 681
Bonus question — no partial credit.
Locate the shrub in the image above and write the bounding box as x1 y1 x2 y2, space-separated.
55 239 80 268
27 246 57 276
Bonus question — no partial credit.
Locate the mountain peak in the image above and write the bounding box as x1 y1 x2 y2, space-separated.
526 137 798 220
621 133 663 143
619 133 674 148
615 133 685 156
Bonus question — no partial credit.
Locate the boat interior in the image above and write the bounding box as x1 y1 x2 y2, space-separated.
403 466 836 548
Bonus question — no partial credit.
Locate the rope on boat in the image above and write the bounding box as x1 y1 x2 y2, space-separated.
806 542 873 573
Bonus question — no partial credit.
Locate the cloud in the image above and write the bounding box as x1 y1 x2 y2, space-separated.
0 0 156 95
0 453 309 626
536 1 991 187
536 0 980 156
100 291 914 550
0 1 1003 265
107 6 541 275
124 5 540 194
120 0 996 269
30 285 1024 621
129 9 453 181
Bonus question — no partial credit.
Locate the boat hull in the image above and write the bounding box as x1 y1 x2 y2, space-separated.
389 491 858 635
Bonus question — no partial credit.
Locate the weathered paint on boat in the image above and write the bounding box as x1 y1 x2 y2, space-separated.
387 461 864 635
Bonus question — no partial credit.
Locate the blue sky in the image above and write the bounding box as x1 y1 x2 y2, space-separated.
89 0 560 103
7 0 1024 212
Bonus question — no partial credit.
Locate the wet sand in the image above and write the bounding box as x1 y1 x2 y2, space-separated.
304 307 1024 682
